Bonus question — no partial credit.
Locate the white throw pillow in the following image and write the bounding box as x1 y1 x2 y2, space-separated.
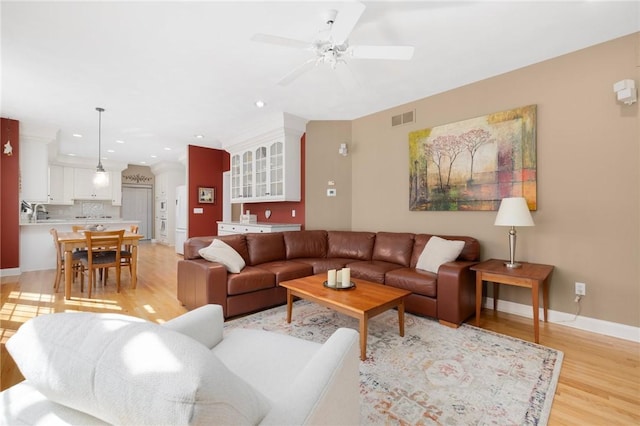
6 312 270 425
416 236 465 273
199 239 246 273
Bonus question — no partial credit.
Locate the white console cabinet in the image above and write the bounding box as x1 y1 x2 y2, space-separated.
217 222 301 235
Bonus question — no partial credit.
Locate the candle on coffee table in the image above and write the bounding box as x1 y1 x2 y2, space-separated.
327 269 337 287
341 268 351 288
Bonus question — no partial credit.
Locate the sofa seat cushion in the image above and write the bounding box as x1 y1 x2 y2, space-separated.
347 260 403 284
255 260 313 283
293 258 353 274
227 266 275 295
213 328 321 405
385 267 437 297
6 312 270 426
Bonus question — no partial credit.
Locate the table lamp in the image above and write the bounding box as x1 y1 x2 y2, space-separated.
494 197 535 268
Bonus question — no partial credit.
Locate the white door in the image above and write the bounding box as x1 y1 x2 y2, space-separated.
121 186 153 239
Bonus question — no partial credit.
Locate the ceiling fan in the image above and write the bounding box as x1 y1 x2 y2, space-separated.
251 2 414 86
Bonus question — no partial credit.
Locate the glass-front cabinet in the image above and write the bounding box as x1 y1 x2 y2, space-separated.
229 136 300 203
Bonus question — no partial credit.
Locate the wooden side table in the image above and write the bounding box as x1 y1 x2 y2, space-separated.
471 259 554 343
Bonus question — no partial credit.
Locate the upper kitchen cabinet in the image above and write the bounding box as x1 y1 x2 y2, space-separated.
73 168 112 200
47 165 74 205
111 171 122 206
20 137 50 203
227 113 306 204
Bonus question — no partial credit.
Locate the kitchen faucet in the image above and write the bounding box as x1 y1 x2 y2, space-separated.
32 203 46 223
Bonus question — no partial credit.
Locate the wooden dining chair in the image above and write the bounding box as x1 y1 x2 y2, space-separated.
79 230 124 298
120 225 138 276
50 228 85 292
71 225 84 232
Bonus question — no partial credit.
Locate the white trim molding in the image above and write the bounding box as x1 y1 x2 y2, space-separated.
482 297 640 343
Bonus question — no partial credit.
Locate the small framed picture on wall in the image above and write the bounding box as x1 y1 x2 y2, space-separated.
198 187 215 204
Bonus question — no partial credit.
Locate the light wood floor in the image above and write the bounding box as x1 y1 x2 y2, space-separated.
1 242 638 425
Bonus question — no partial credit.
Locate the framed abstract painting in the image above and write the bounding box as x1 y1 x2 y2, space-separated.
408 105 537 211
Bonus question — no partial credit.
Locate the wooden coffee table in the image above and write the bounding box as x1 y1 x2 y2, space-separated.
279 274 412 360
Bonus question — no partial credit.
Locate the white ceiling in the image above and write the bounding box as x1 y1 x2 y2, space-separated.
2 1 638 167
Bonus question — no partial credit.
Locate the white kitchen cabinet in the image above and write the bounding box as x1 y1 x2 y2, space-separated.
47 165 74 205
111 171 122 206
230 140 299 203
73 168 112 200
20 138 49 203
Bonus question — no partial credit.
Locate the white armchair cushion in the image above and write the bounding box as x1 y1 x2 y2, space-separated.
6 312 270 425
198 239 246 273
416 236 465 273
162 304 224 349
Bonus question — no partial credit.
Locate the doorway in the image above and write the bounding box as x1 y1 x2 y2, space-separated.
121 185 153 240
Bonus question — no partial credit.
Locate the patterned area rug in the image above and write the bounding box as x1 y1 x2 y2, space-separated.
224 300 563 425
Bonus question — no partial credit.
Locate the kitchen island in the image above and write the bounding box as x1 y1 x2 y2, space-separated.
20 219 140 272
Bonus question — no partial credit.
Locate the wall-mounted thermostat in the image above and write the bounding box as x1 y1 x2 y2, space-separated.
327 188 337 197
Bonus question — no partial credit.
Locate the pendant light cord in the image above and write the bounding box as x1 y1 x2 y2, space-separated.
96 107 105 172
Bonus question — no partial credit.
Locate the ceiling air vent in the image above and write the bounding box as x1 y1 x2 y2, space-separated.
391 110 415 127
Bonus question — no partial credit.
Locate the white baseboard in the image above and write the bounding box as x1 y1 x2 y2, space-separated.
0 268 21 278
483 297 640 343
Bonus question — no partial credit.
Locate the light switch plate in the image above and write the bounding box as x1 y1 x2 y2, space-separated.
327 188 337 197
193 207 203 214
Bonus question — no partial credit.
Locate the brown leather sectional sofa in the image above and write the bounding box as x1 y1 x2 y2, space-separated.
177 230 480 326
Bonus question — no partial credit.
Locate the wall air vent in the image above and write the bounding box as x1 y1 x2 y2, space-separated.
391 110 415 127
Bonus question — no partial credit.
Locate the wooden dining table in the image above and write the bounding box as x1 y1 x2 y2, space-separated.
57 231 144 300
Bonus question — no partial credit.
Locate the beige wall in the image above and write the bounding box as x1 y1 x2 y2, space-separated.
305 120 352 230
306 33 639 327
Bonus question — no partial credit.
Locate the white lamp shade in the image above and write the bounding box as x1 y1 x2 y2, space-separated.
494 197 534 226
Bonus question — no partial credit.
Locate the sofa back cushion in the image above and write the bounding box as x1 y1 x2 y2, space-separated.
6 312 270 425
327 231 376 261
284 230 328 259
372 232 415 267
246 232 286 265
183 236 215 260
411 234 480 267
184 234 250 263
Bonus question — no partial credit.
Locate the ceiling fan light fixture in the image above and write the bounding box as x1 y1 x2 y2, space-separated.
93 107 110 188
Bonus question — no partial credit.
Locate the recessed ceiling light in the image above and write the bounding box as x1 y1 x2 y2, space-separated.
194 134 204 139
67 153 76 156
72 133 82 138
140 161 147 164
107 149 115 153
255 100 266 108
115 140 125 144
151 155 157 158
164 147 171 151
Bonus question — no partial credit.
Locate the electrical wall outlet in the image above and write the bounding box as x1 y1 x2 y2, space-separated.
575 282 586 296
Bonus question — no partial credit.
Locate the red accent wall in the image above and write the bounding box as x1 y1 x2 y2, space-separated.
187 145 229 237
241 134 306 228
1 118 20 269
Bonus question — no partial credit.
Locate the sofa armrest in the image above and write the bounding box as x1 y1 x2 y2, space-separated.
259 328 361 426
436 261 478 326
177 259 230 316
161 304 224 349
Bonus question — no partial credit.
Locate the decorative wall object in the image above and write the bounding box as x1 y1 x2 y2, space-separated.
409 105 537 211
198 187 215 204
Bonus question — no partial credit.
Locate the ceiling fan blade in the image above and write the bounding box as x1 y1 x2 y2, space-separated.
251 33 309 49
277 58 317 86
330 2 366 45
350 45 415 60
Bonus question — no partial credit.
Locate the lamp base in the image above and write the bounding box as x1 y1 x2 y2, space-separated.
504 261 522 269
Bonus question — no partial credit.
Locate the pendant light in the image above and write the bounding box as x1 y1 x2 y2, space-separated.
93 107 109 188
